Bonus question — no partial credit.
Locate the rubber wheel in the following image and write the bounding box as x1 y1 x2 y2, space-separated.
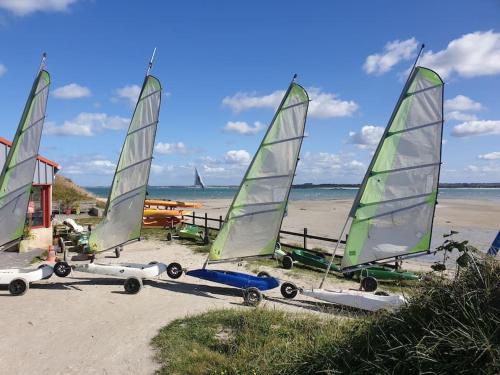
9 278 28 296
343 271 355 280
257 271 271 278
115 247 121 258
148 261 158 265
375 291 390 296
167 262 183 279
282 255 293 270
53 261 71 277
166 232 172 241
38 265 52 280
243 287 262 306
361 276 378 292
280 282 298 299
124 277 142 294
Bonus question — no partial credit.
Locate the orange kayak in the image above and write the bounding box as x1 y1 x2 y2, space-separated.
144 199 202 209
143 208 192 217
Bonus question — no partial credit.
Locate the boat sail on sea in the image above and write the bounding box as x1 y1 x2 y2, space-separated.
282 52 445 311
194 167 206 189
175 76 309 305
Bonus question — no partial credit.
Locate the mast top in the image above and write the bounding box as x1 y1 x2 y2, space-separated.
38 52 47 73
146 47 157 76
292 73 297 82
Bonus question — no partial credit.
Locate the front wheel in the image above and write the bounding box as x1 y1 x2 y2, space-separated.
282 255 293 270
360 276 378 292
166 232 172 241
257 271 271 278
243 287 262 306
54 261 72 277
115 247 121 258
280 282 298 299
167 262 183 279
124 277 142 294
9 278 28 296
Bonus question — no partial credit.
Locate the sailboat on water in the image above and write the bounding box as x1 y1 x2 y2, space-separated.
194 167 206 189
282 53 445 311
0 54 71 295
57 50 184 294
175 76 309 305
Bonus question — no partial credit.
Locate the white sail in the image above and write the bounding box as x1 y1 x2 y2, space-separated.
209 81 309 261
0 67 50 250
342 67 444 270
89 74 161 252
194 167 206 189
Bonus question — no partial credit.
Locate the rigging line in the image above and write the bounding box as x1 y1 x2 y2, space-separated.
21 116 46 134
406 83 442 97
232 201 283 209
115 157 152 174
34 83 49 96
387 120 442 136
138 88 161 103
263 135 305 147
229 208 278 221
245 173 292 181
354 200 429 223
359 192 434 207
127 120 158 136
280 100 309 111
108 184 147 207
6 155 38 171
371 162 441 176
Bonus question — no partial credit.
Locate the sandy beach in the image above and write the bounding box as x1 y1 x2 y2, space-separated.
0 197 498 374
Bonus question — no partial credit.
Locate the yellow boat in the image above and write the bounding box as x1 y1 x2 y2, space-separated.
144 199 202 209
143 208 192 217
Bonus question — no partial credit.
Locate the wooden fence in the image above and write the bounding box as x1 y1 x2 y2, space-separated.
188 211 345 258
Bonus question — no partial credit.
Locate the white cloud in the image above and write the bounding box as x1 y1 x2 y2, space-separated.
419 31 500 79
224 150 251 165
222 88 357 118
444 95 483 112
224 121 264 135
150 164 174 174
348 125 384 149
345 160 365 170
44 112 129 136
222 91 284 113
478 151 500 160
115 84 141 106
452 120 500 137
295 151 366 182
363 38 418 75
0 0 78 16
65 158 116 175
0 63 6 77
154 142 188 155
52 83 91 99
445 111 478 122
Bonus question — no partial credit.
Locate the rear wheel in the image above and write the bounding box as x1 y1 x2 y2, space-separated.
167 262 183 279
124 277 142 294
282 255 293 270
280 282 298 299
166 232 172 241
148 261 158 265
38 265 52 280
360 276 378 292
54 261 72 277
243 287 262 306
257 271 271 278
343 271 355 280
9 278 28 296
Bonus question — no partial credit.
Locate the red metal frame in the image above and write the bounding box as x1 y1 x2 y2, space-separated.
30 184 51 229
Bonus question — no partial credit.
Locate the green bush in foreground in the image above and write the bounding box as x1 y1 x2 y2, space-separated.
151 258 499 374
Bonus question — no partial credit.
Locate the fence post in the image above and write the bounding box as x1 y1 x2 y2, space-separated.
204 212 209 244
219 215 223 230
303 227 307 250
192 211 195 225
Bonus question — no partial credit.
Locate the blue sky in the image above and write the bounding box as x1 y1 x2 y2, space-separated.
1 0 500 186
